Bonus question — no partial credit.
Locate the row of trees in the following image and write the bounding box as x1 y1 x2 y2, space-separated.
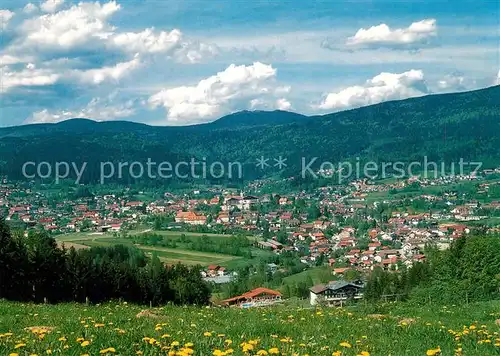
364 233 500 304
0 220 211 305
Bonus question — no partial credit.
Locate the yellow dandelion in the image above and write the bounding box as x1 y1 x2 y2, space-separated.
426 346 441 356
99 347 116 354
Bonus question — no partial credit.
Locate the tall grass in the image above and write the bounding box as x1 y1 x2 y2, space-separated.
1 300 500 355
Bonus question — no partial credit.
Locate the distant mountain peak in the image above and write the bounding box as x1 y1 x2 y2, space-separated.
210 109 307 128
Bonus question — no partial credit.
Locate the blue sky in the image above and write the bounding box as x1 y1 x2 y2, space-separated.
0 0 498 126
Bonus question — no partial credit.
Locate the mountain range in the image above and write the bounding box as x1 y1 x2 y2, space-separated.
2 85 500 184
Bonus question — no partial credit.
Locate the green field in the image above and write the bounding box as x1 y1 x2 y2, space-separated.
1 299 500 355
55 231 268 268
70 237 240 266
57 229 256 242
282 266 333 286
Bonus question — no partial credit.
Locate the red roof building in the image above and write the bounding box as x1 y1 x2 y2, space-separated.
221 288 282 308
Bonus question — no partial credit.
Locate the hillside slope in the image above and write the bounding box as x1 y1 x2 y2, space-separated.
1 299 500 355
2 85 499 182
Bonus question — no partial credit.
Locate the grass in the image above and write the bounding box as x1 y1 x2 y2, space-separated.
56 232 101 242
59 236 241 266
137 230 249 239
56 230 257 243
55 232 270 268
1 299 500 355
281 266 333 286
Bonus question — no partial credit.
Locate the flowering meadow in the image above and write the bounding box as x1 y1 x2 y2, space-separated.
1 300 500 356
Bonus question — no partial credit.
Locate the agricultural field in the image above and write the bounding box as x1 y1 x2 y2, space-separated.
55 231 270 269
143 230 257 241
72 237 240 266
1 300 500 355
56 230 257 244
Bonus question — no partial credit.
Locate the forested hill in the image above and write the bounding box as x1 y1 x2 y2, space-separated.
1 85 500 183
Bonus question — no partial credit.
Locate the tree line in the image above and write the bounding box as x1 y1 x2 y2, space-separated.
364 233 500 304
0 220 211 305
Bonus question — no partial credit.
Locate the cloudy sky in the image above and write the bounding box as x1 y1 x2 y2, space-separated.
0 0 498 127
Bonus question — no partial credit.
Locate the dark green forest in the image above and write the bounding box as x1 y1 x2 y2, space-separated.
1 85 499 183
364 233 500 304
0 220 211 305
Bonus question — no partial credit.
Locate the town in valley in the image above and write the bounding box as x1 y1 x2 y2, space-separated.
4 166 500 307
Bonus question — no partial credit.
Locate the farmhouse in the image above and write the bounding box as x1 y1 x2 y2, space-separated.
175 211 207 225
205 265 226 277
221 287 282 308
257 239 283 251
309 280 364 306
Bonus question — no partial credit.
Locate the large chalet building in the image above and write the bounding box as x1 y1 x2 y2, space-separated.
309 280 364 306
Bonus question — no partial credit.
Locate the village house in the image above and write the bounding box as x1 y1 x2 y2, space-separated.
205 265 226 277
216 212 230 224
175 211 207 225
257 239 283 251
223 193 258 211
278 197 290 205
309 280 364 306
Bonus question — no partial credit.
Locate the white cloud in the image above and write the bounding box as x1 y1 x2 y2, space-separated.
27 97 136 123
74 55 141 84
109 28 219 63
172 41 219 64
276 98 292 110
0 9 14 29
249 98 265 109
17 3 217 64
40 0 65 13
20 1 120 48
249 96 292 111
1 65 59 93
23 3 38 14
28 109 77 123
148 62 280 124
319 69 430 110
495 70 500 85
346 19 437 49
0 54 33 65
437 73 470 92
110 28 183 54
